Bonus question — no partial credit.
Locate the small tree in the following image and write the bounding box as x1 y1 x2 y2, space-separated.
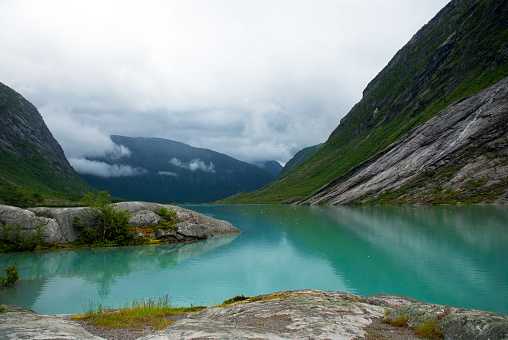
0 263 19 286
78 191 134 246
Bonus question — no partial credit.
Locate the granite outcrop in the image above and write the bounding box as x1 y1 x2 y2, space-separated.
0 201 240 245
1 290 507 339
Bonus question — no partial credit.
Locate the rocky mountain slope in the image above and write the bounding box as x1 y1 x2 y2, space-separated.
0 82 93 206
225 0 508 204
80 136 274 203
299 77 508 204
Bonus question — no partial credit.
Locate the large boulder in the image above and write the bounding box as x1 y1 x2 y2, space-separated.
28 207 96 244
0 205 62 244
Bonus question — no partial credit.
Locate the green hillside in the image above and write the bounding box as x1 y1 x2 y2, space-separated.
224 0 508 204
0 82 94 206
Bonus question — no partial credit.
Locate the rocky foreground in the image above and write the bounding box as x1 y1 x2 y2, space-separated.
1 290 507 340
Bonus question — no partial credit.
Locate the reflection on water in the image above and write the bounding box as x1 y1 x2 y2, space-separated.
0 205 506 315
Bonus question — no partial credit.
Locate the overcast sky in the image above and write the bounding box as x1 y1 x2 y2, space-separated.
0 0 449 169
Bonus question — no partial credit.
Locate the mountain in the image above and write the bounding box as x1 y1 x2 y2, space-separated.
224 0 508 205
0 82 93 206
278 144 323 178
80 135 274 203
254 161 283 178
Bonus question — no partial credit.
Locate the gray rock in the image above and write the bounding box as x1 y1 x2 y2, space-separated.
0 304 104 339
175 222 207 239
28 207 95 243
154 228 170 239
134 230 146 238
0 202 241 246
298 76 508 205
129 210 161 227
384 301 508 340
2 290 507 339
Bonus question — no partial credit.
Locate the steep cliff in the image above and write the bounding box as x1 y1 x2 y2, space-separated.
0 82 93 205
299 77 508 205
225 0 508 204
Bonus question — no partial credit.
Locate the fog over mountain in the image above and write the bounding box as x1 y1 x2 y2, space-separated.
0 0 448 167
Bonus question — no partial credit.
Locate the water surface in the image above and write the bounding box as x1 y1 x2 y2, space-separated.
0 205 506 315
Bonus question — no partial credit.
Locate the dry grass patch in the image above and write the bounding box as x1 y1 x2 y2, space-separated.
79 295 205 331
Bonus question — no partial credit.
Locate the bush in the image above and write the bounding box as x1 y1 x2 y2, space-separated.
0 219 43 252
154 207 180 231
0 263 19 286
74 191 134 246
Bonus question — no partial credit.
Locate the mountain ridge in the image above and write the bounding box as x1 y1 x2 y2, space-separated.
223 0 508 204
80 135 275 203
0 82 93 205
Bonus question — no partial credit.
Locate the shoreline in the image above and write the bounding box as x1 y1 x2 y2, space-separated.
1 289 507 339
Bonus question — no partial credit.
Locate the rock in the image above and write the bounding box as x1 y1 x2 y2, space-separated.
134 230 146 238
384 301 508 340
0 304 104 339
129 210 161 227
175 222 207 239
0 205 61 244
2 290 507 339
0 202 241 246
298 76 508 205
28 207 95 243
154 228 170 239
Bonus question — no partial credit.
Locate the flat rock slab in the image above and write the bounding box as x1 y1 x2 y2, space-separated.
2 290 507 339
0 305 103 340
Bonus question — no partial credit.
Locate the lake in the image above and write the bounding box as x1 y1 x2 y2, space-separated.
0 205 507 315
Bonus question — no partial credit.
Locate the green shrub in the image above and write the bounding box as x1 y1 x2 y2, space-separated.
74 191 134 246
222 295 249 305
0 219 43 252
0 263 19 286
154 207 180 231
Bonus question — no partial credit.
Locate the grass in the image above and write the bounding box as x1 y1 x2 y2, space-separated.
383 314 408 327
221 294 249 305
77 295 205 331
415 319 444 339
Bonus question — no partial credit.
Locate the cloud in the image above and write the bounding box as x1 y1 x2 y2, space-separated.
70 158 148 178
0 0 450 164
170 158 216 173
158 171 178 177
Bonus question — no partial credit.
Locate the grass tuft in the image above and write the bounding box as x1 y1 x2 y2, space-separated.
82 295 205 331
383 314 408 327
221 295 249 305
415 319 444 339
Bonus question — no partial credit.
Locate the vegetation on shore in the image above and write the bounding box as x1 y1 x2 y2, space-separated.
76 295 205 331
0 263 19 313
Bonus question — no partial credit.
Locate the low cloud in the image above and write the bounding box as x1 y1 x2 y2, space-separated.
70 158 147 178
170 158 216 173
158 171 178 177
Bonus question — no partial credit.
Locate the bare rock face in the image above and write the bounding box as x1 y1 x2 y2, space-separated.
299 76 508 205
129 210 161 227
28 207 95 243
0 202 240 245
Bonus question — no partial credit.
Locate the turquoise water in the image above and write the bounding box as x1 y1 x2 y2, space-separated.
0 205 507 315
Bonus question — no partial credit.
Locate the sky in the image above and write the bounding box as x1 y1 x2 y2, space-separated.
0 0 450 174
